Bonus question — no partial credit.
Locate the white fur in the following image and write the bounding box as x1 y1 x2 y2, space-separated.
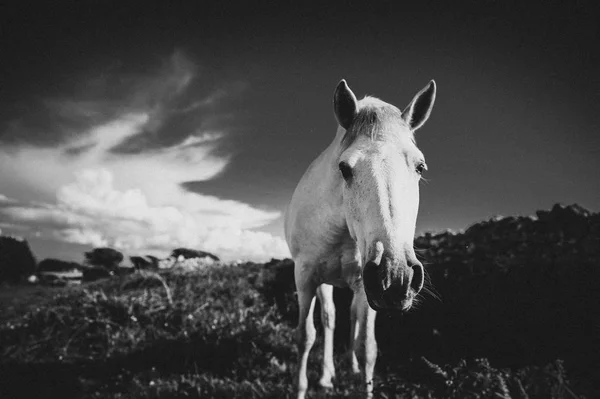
285 81 435 398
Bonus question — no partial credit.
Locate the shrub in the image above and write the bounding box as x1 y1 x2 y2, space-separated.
84 248 124 271
170 248 220 262
37 258 82 273
0 236 36 283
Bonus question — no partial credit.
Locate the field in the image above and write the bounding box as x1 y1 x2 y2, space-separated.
1 204 599 398
0 263 591 399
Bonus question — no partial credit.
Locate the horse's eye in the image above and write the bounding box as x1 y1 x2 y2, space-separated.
339 162 353 180
416 162 427 175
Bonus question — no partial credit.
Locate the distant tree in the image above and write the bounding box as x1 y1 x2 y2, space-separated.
130 255 159 270
0 236 37 283
170 248 220 262
146 255 159 263
84 247 123 271
37 258 82 273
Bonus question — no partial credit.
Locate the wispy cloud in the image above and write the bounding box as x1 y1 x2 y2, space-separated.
0 51 289 262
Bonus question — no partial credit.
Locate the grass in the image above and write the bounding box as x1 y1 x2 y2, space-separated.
0 262 584 398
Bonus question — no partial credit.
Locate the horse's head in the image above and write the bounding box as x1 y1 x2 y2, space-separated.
334 79 436 312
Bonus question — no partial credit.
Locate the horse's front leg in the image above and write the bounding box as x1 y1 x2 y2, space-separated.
351 288 378 397
317 283 336 388
349 294 360 374
295 263 318 399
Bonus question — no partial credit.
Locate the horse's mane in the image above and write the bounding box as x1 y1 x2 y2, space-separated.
340 96 413 151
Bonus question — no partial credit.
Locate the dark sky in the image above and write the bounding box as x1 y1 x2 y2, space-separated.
1 1 599 261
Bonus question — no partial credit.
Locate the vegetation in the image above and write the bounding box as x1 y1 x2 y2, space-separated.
0 261 589 398
171 248 220 262
0 204 597 398
84 248 124 271
130 255 159 271
37 258 82 273
0 236 36 283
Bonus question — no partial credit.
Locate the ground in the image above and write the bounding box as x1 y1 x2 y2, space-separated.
0 263 584 398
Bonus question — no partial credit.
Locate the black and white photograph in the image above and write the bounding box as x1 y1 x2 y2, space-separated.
0 1 599 398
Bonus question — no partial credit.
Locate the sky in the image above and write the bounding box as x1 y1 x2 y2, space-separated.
0 1 599 263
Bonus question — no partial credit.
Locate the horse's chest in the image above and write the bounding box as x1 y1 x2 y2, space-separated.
316 261 345 287
315 250 363 289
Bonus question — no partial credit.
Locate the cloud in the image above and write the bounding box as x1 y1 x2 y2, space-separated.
55 228 108 248
2 168 288 260
0 51 289 262
0 194 15 203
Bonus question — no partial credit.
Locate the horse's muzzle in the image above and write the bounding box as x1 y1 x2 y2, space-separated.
362 256 424 312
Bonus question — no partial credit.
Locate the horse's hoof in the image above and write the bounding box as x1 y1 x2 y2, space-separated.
318 378 334 389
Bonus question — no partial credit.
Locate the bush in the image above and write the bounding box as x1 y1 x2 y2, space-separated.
170 248 220 262
130 256 159 270
37 258 82 273
0 236 36 283
84 248 124 271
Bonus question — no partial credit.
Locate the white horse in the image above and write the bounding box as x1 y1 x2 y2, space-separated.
284 79 436 398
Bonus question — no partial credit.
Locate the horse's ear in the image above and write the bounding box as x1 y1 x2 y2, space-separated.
333 79 358 130
402 80 436 131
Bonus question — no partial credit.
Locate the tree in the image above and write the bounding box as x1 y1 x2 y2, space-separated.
0 236 37 283
37 258 81 273
84 247 123 271
170 248 219 262
130 255 159 270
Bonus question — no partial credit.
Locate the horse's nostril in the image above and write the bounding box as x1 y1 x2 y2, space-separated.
411 262 425 293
